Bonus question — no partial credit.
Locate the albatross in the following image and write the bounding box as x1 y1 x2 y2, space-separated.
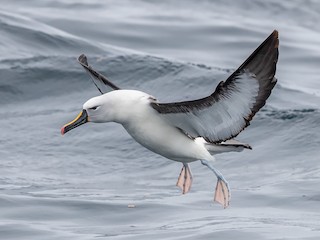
61 30 279 208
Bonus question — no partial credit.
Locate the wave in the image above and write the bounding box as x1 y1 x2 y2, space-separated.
1 2 320 239
1 52 319 113
260 108 318 120
0 10 105 60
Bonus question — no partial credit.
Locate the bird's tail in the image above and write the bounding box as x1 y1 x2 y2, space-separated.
203 139 252 155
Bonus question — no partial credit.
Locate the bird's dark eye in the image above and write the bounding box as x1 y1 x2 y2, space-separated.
89 106 98 110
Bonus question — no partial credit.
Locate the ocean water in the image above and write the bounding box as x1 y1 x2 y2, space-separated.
1 0 320 239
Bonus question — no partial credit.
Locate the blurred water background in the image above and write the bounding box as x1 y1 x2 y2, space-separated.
0 0 320 239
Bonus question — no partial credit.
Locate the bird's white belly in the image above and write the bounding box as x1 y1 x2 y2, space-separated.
122 114 211 162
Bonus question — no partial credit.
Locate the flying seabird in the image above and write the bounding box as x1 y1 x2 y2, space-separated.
61 30 279 208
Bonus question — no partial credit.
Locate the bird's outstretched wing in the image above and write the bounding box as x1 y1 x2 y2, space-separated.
151 30 279 143
77 54 120 94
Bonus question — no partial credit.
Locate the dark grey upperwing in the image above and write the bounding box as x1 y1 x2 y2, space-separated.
151 30 279 143
77 54 120 94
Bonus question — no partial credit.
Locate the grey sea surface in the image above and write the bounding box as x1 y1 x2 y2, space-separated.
1 0 320 239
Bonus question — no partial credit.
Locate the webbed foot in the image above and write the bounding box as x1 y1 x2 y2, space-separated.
214 176 230 208
176 163 193 194
200 159 231 208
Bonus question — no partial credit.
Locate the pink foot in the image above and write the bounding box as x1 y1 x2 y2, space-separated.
214 178 230 208
176 163 193 194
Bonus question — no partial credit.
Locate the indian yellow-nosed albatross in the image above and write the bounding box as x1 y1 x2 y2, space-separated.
61 30 279 208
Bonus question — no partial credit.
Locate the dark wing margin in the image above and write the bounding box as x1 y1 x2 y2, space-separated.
77 54 120 94
151 30 279 143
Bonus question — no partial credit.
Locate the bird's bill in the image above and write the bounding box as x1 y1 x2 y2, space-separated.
61 109 88 135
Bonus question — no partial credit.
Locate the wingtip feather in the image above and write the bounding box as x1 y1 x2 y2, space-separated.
78 54 88 66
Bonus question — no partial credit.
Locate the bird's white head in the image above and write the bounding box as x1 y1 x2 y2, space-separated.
83 94 116 123
61 90 152 135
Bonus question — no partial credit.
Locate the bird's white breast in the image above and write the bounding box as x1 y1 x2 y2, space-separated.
118 93 212 162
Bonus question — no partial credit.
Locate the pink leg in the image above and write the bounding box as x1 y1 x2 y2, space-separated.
176 163 193 194
200 159 231 208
